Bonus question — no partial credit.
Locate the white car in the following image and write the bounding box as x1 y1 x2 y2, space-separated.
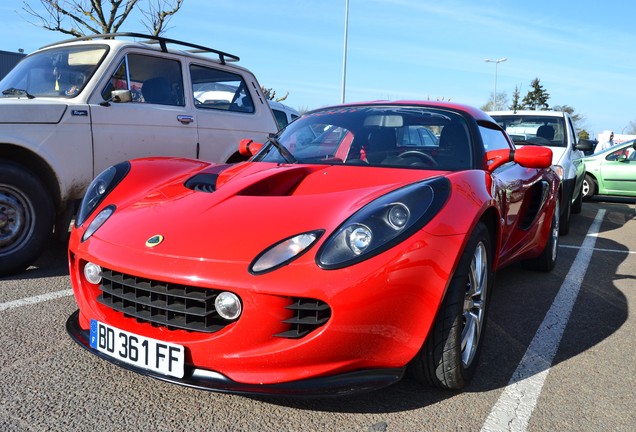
0 33 278 275
268 100 300 130
488 110 593 235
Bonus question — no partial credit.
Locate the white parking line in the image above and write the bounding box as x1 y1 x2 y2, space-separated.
0 289 74 312
481 209 606 432
560 244 636 254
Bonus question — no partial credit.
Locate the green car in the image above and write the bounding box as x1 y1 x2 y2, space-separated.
582 140 636 200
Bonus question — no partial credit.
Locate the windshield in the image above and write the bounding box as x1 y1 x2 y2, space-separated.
0 45 108 98
490 115 567 148
255 106 472 171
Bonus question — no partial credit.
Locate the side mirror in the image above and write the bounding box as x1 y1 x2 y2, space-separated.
238 139 264 157
576 138 596 152
100 89 132 106
486 146 553 171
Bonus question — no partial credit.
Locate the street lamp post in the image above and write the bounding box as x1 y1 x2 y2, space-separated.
484 58 507 110
341 0 350 104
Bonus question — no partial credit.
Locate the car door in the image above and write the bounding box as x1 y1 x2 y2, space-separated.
600 146 636 195
480 124 551 266
89 51 198 175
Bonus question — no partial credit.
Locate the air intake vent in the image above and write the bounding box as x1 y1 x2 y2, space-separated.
185 173 218 193
275 298 331 339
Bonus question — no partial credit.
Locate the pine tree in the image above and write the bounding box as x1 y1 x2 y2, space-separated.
509 85 522 111
522 78 550 110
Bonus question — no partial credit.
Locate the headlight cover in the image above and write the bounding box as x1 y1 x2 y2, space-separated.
82 205 115 242
76 161 130 227
317 177 451 269
250 230 324 274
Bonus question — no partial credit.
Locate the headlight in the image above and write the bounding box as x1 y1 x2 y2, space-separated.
215 292 242 320
82 205 115 242
76 161 130 227
83 262 102 284
317 177 451 269
250 230 324 274
552 164 564 180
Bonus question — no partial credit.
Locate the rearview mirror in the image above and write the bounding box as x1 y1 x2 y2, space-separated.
486 146 553 171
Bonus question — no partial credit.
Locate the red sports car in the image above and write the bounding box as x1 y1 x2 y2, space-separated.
66 101 560 397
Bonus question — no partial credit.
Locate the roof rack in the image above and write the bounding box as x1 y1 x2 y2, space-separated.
39 32 240 65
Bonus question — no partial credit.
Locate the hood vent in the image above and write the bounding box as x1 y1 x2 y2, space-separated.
185 173 218 193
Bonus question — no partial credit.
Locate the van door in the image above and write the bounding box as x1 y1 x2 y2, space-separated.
188 63 277 163
89 52 198 175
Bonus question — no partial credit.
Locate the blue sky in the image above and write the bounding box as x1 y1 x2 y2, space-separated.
2 0 634 137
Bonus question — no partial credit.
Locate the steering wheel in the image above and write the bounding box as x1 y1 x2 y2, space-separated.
398 150 438 167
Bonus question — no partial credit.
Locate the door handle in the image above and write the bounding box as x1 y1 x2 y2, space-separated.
177 115 194 124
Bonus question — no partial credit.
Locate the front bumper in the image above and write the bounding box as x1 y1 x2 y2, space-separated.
66 310 404 397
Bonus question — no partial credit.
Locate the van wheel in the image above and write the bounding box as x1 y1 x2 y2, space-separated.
0 161 54 275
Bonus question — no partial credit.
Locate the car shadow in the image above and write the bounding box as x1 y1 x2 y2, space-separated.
0 238 70 281
249 201 631 413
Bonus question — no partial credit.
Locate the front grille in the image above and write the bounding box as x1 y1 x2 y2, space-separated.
97 268 233 333
275 298 331 339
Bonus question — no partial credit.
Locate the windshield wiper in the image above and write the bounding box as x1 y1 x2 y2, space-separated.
2 88 35 99
267 133 297 164
513 140 540 146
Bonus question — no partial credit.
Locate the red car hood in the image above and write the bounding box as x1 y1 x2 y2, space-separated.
90 161 447 264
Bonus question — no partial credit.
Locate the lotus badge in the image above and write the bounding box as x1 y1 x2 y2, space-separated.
145 235 164 248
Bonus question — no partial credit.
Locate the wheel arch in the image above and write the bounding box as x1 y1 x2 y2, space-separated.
584 171 598 186
477 206 500 268
0 144 61 207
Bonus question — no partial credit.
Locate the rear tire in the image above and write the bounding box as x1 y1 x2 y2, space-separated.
523 197 559 272
0 161 54 275
409 222 492 390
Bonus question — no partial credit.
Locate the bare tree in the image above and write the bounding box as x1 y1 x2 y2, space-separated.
261 87 289 102
139 0 184 36
21 0 184 37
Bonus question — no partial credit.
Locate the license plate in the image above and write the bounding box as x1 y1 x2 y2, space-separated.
90 320 185 379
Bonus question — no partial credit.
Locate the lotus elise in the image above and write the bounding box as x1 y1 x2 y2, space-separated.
66 101 560 397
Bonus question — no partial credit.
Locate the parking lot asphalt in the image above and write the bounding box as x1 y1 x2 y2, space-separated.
1 198 635 432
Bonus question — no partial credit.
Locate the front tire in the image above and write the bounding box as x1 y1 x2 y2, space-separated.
582 174 596 201
409 222 492 390
572 183 583 214
0 161 54 275
559 189 571 236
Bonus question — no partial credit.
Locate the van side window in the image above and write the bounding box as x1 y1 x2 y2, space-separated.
102 54 184 106
190 64 254 113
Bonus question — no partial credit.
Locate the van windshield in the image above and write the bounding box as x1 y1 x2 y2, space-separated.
0 45 108 98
